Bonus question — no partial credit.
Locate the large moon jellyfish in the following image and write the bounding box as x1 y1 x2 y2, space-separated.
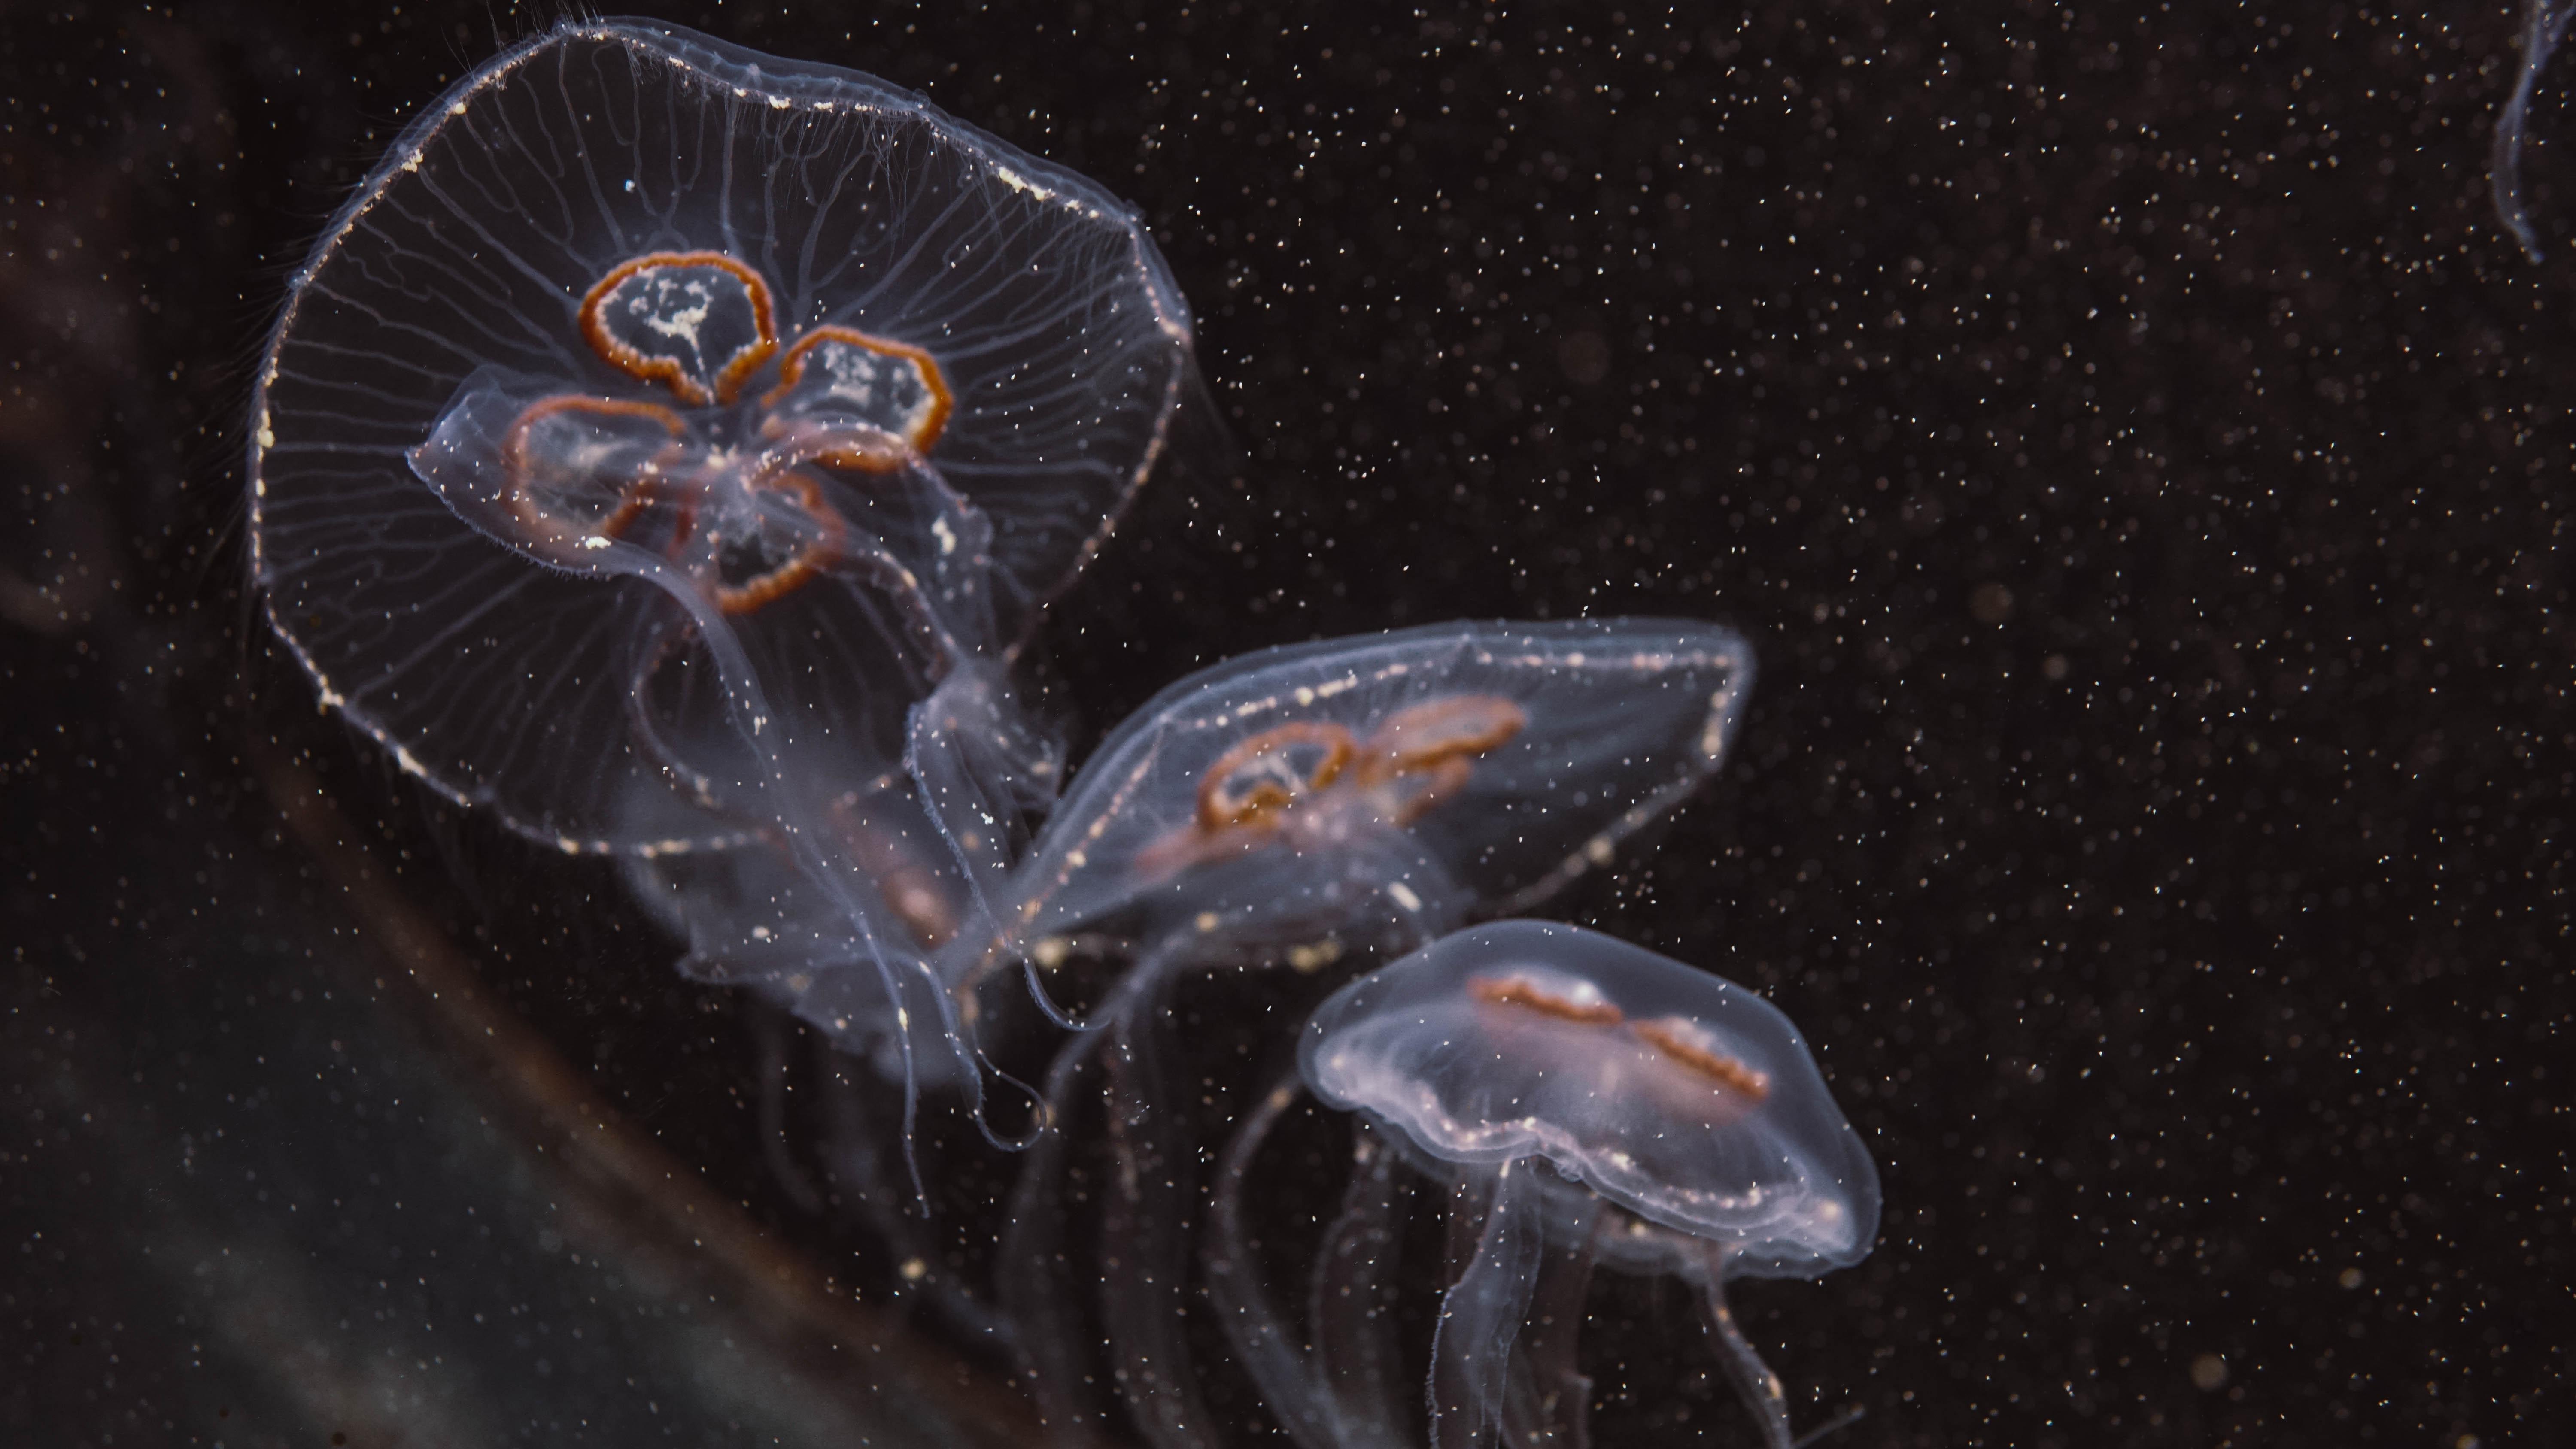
247 18 1208 1122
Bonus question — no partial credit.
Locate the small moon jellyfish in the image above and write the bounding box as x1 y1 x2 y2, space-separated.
980 618 1757 985
246 18 1205 1116
1207 920 1878 1449
981 619 1755 1443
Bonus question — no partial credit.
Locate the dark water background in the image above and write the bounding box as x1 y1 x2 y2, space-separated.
4 2 2567 1445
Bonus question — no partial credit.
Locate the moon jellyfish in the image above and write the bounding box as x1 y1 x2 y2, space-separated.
983 619 1755 1443
246 18 1203 1113
1208 920 1877 1449
985 618 1757 979
2494 0 2576 259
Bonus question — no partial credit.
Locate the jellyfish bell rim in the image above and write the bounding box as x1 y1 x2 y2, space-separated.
1525 1167 1837 1286
1299 919 1881 1279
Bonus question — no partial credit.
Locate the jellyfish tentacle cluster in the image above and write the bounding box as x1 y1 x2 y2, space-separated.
251 17 1882 1446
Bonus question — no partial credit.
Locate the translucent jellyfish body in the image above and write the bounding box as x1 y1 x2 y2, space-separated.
1207 921 1877 1449
976 617 1757 989
249 16 1200 854
983 619 1755 1445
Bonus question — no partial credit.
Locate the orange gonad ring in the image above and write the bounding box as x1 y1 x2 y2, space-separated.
760 324 955 464
498 394 691 557
1196 721 1358 831
578 251 780 406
